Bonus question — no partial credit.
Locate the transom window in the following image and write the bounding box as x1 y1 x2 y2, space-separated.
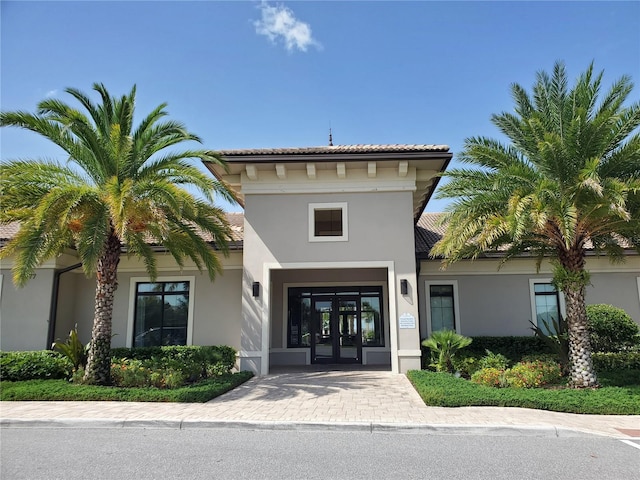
133 281 190 347
308 203 348 242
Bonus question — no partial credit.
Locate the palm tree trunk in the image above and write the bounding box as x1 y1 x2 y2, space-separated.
83 233 121 385
557 247 598 388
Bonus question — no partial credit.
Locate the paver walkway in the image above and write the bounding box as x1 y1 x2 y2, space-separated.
1 369 639 438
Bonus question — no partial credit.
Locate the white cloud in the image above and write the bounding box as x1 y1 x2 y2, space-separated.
45 89 58 98
254 1 321 52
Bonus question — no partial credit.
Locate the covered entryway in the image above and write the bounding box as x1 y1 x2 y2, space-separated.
269 267 393 371
303 286 384 364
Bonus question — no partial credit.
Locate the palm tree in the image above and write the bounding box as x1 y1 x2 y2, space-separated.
0 84 236 385
431 62 640 388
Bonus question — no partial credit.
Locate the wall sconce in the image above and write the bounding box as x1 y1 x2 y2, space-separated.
400 279 408 295
252 282 260 298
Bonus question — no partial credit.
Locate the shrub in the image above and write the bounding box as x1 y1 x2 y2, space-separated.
0 351 72 381
422 330 472 373
587 304 640 352
52 326 88 372
110 359 151 388
107 345 238 389
111 345 236 377
592 352 640 371
529 314 570 375
471 367 507 388
452 353 481 378
465 336 551 361
504 360 562 389
478 350 510 370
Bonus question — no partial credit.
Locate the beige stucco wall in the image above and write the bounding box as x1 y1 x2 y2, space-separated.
242 191 422 373
0 268 55 351
419 255 640 338
2 251 243 352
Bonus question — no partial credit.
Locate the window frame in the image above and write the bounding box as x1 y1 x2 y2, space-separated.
424 280 461 335
286 285 385 349
308 202 349 242
126 276 196 347
529 278 566 331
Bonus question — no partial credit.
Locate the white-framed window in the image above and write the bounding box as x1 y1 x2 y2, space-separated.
425 280 461 334
126 276 196 347
529 278 566 333
308 202 348 242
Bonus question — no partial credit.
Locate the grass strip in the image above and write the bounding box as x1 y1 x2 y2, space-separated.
406 369 640 415
0 371 253 403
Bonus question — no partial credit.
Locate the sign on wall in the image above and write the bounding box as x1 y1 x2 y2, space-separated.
398 313 416 329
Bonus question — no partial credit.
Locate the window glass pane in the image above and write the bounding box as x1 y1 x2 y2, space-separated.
133 282 189 347
534 283 560 334
134 295 162 347
163 282 190 293
361 296 383 346
314 209 343 236
430 284 455 332
137 282 163 293
534 283 556 293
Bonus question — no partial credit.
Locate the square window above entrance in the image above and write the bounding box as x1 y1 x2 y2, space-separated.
309 202 348 242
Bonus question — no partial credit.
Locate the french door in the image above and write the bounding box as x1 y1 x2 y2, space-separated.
311 296 361 364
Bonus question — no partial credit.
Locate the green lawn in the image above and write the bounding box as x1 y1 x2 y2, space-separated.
406 369 640 415
0 371 253 403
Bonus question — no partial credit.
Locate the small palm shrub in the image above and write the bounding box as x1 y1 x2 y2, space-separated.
504 360 562 389
422 330 472 373
587 304 640 352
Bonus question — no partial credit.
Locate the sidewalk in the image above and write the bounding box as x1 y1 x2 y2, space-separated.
2 370 639 438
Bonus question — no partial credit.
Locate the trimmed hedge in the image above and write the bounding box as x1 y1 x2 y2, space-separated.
421 336 552 368
592 352 640 371
587 304 640 352
0 350 72 381
111 345 237 376
1 345 237 382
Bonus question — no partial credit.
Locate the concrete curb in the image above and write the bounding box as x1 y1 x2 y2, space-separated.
0 418 603 437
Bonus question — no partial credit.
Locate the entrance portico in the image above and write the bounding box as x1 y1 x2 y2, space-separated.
206 144 452 375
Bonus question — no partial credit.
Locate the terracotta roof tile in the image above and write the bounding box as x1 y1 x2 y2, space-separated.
0 213 244 249
0 222 20 241
215 144 450 157
415 213 446 256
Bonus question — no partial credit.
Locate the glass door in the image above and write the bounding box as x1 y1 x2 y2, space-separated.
312 299 334 363
311 296 361 364
337 297 361 363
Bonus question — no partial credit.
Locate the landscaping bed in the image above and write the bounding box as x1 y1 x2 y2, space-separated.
0 371 253 403
407 369 640 415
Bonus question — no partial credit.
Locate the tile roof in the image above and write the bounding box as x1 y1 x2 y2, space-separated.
0 222 20 241
415 213 446 257
0 213 245 249
214 144 450 157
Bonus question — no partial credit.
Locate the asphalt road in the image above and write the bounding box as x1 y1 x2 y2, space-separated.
2 428 639 480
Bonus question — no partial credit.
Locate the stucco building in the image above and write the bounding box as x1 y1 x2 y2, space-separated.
1 144 638 374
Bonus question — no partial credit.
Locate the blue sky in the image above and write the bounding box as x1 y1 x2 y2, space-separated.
2 1 639 212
